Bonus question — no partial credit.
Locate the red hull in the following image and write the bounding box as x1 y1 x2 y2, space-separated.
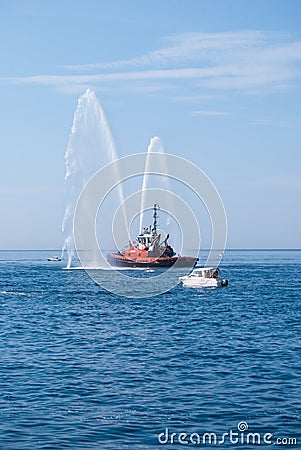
107 252 198 268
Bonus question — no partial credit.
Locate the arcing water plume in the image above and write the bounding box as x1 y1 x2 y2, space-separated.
139 136 170 233
62 88 128 268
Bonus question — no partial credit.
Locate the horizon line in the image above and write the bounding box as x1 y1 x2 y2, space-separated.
0 248 301 252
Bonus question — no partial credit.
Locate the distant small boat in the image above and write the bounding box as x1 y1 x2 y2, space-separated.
47 256 61 262
179 267 228 288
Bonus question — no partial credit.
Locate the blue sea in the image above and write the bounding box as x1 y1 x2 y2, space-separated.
0 250 300 449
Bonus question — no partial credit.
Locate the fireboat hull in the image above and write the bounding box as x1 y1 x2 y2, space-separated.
107 252 198 268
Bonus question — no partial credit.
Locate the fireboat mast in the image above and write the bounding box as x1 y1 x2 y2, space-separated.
153 204 159 235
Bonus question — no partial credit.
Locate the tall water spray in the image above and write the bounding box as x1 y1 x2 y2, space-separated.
62 89 127 268
139 136 170 233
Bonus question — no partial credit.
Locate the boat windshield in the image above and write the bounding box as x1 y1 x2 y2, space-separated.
192 268 219 278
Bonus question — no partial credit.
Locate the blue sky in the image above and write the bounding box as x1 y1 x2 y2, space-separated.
0 0 301 249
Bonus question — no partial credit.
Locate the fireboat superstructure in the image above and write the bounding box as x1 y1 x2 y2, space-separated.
107 204 198 268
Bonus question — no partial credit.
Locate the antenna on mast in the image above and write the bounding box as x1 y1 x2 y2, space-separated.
153 204 160 234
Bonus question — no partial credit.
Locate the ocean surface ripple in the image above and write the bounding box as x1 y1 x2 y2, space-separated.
0 250 300 449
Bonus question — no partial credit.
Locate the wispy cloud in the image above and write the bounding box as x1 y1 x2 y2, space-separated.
1 30 301 95
64 31 270 71
250 117 301 127
192 110 230 116
250 119 275 126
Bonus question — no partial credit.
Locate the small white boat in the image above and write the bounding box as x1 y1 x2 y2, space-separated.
47 256 61 262
179 267 228 288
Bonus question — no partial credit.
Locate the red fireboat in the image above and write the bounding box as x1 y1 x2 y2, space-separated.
107 204 198 268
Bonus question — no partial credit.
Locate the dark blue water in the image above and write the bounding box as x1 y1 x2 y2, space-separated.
0 250 300 449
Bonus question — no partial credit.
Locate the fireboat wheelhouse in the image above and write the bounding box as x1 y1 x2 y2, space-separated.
107 204 198 268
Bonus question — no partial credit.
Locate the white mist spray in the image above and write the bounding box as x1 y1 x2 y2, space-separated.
139 136 170 233
62 89 127 268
